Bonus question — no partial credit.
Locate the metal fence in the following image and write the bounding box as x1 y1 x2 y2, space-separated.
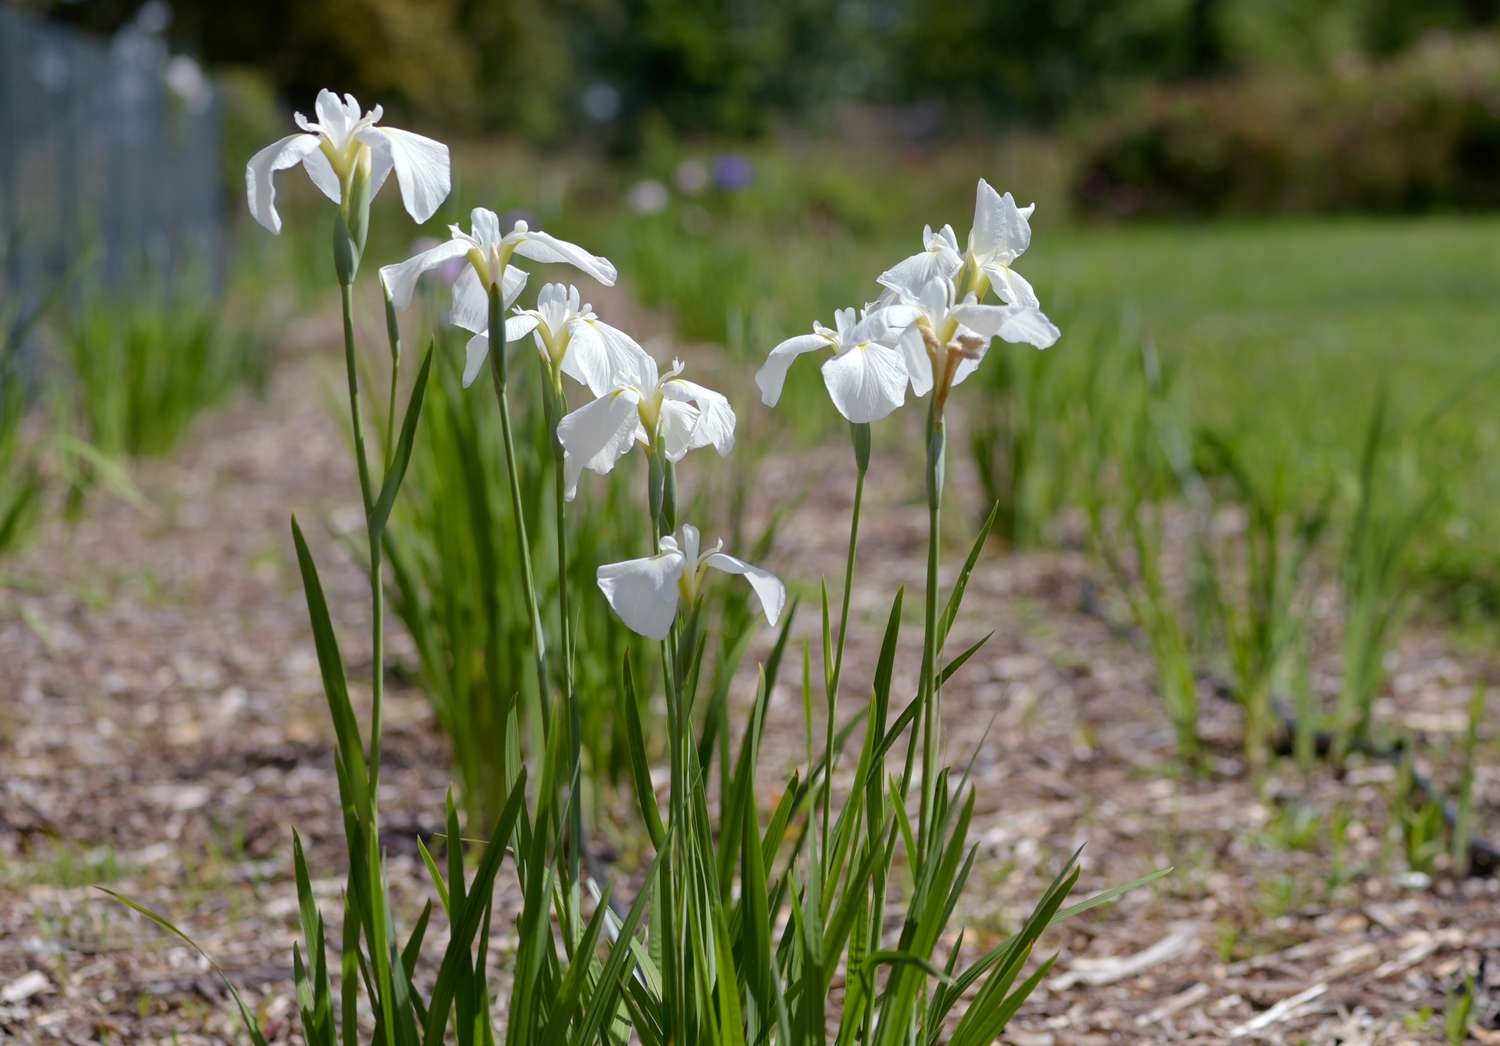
0 5 224 338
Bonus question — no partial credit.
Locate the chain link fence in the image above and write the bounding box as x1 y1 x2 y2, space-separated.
0 5 224 345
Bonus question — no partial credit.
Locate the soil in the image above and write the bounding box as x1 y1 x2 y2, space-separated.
1 291 1497 1044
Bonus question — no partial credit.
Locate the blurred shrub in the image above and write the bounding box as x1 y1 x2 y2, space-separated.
1074 33 1500 217
39 0 1500 142
216 69 287 205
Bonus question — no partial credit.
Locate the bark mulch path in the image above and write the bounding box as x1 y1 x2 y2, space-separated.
1 312 1498 1043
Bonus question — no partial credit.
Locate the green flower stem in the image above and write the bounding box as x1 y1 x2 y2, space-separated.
647 447 677 546
537 357 584 889
339 280 385 804
338 246 397 1046
486 281 551 730
647 471 691 833
916 405 946 862
822 422 869 881
649 477 689 1032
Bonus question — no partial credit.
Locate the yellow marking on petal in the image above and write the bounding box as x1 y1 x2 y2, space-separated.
466 247 490 287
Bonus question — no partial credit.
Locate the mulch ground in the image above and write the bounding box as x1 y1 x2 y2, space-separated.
1 295 1497 1043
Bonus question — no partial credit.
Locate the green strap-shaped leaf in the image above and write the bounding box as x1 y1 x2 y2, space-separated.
97 888 270 1046
620 653 666 849
939 631 994 688
425 769 528 1044
939 501 1001 647
370 343 434 537
290 517 370 825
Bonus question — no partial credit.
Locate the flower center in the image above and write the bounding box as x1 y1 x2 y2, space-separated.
961 255 991 301
320 136 372 189
543 323 571 367
637 388 666 444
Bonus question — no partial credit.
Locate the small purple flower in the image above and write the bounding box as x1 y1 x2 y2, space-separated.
712 154 754 192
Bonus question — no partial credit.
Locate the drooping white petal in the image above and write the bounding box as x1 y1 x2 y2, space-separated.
462 333 491 388
997 307 1060 350
507 313 542 343
451 263 528 334
379 237 470 310
948 302 1014 339
874 297 920 321
951 354 983 388
664 379 735 455
245 133 323 234
702 551 787 628
656 399 701 463
450 267 488 334
512 230 618 286
900 326 933 397
301 148 342 205
564 320 654 397
984 264 1041 310
557 390 642 499
819 342 908 423
969 180 1033 266
597 549 686 640
361 126 451 224
755 333 828 407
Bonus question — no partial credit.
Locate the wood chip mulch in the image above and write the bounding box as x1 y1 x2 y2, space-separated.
1 300 1497 1043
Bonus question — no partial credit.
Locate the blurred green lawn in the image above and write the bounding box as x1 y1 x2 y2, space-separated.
1042 218 1500 623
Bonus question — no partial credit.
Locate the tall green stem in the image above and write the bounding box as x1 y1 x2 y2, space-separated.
538 357 583 888
822 423 868 880
648 477 689 1036
337 239 397 1045
828 423 868 704
485 281 552 726
916 407 946 860
339 282 385 801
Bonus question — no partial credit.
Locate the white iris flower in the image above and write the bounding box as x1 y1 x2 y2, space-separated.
597 524 784 640
246 89 451 234
555 352 734 501
754 306 916 423
879 179 1059 353
882 275 1041 399
379 208 618 386
507 284 650 395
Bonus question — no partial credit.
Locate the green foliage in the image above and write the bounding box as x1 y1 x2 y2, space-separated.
54 292 268 460
1085 344 1203 764
1390 740 1446 877
1451 684 1486 877
0 330 43 561
58 0 1500 141
1447 969 1476 1045
968 315 1147 548
1195 434 1328 771
1075 33 1500 217
1335 394 1430 754
384 328 649 826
